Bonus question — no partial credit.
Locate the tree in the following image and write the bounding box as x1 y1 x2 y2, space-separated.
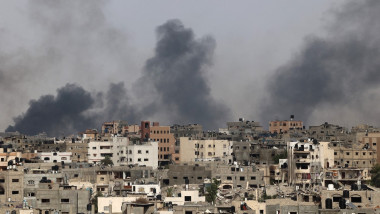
100 156 113 166
273 150 287 164
91 191 103 213
205 179 220 204
166 187 174 197
370 164 380 187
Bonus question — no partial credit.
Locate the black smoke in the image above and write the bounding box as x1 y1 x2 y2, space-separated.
6 82 139 136
6 84 95 136
261 0 380 126
137 19 231 130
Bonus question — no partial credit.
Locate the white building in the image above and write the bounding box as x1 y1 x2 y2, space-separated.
164 190 205 205
132 183 160 197
39 152 72 163
125 141 158 169
88 136 129 165
88 137 158 169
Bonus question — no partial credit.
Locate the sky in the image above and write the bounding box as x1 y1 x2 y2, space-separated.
3 0 380 136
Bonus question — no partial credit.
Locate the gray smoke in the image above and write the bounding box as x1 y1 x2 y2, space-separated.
0 0 136 130
6 84 95 136
137 19 231 130
6 82 139 136
261 0 380 126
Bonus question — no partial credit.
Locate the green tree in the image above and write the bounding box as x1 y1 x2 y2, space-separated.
205 179 220 204
166 187 174 197
273 150 287 164
370 164 380 187
91 191 103 213
100 156 113 166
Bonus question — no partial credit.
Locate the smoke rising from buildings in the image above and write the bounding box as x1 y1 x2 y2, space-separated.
4 17 229 135
261 0 380 126
136 19 231 130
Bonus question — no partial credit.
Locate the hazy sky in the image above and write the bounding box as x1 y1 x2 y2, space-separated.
4 0 371 134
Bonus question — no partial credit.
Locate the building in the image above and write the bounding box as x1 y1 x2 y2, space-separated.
179 137 233 163
39 152 72 163
88 136 129 165
269 115 303 134
127 141 158 169
140 121 176 164
287 140 334 187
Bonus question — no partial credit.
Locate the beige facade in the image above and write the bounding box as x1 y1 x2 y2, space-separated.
332 144 376 170
179 137 233 163
65 140 89 162
0 170 24 206
361 132 380 164
269 120 303 134
150 125 176 162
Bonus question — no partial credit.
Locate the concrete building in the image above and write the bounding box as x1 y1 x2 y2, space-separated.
141 121 176 163
164 164 212 186
269 116 303 134
39 152 72 163
126 141 158 169
179 137 233 163
287 140 334 187
164 190 205 206
331 142 376 172
65 140 88 163
98 196 148 214
213 165 264 189
88 136 129 165
0 169 24 207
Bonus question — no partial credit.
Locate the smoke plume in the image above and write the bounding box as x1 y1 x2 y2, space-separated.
261 0 380 126
137 19 231 130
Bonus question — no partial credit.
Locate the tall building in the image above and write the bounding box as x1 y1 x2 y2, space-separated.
140 121 176 164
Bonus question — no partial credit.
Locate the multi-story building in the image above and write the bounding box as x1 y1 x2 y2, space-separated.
213 165 264 189
0 169 24 206
65 140 89 163
39 152 72 163
88 136 129 165
331 141 376 171
126 141 158 169
141 121 176 164
287 140 334 187
269 115 303 134
179 137 233 163
101 120 128 137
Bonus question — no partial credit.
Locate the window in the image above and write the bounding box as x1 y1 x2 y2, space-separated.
144 158 148 161
240 176 245 181
146 150 149 154
227 176 232 180
61 198 70 203
356 152 359 155
334 152 337 155
27 192 35 197
100 177 104 181
12 191 19 194
28 180 35 185
138 158 141 162
0 179 4 183
42 199 50 203
346 152 350 155
351 196 362 203
12 179 19 182
251 176 256 180
138 150 142 154
363 152 366 155
185 196 192 201
44 157 50 161
61 157 67 160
